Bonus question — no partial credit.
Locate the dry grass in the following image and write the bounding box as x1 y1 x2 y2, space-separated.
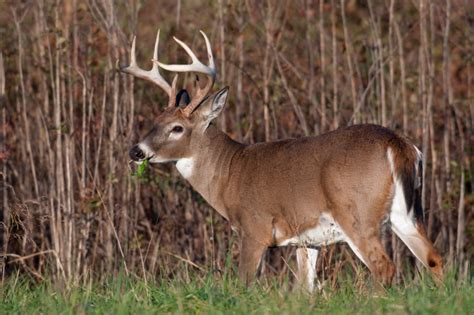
0 0 472 288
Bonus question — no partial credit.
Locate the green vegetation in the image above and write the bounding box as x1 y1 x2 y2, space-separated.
132 159 150 179
1 272 472 314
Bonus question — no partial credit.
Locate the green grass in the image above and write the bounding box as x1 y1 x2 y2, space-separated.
1 271 472 314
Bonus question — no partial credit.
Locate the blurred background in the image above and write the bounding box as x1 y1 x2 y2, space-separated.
0 0 472 286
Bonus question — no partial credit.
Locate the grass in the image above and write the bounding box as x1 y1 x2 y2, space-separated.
0 269 472 314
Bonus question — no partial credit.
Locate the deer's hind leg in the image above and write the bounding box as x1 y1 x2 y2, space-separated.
332 203 395 285
322 154 397 285
340 223 395 285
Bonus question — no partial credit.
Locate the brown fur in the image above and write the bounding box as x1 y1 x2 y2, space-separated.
133 92 443 287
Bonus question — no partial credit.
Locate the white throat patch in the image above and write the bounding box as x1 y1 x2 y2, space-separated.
176 158 195 179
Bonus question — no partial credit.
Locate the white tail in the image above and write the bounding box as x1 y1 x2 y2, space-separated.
121 29 443 291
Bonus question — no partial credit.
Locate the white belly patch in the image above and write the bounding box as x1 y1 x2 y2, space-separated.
278 213 346 247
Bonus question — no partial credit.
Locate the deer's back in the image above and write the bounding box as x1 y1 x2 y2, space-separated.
226 124 412 229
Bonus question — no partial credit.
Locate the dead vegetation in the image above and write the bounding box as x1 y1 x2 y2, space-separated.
0 0 472 286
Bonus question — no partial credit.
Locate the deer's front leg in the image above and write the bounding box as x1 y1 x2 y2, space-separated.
296 247 319 292
238 235 267 286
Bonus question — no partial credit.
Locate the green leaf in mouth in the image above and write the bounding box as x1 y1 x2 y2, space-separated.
133 159 149 178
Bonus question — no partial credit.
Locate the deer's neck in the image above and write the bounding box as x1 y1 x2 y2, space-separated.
176 124 245 220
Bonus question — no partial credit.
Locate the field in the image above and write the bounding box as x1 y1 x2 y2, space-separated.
1 271 473 314
0 0 473 313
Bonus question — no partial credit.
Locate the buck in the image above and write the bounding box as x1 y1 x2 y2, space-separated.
121 29 443 291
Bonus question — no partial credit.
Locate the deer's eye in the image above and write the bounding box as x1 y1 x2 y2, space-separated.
171 125 184 133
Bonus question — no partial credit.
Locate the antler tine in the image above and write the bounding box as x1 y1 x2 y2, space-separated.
200 30 215 71
120 29 173 99
154 31 216 116
154 31 216 77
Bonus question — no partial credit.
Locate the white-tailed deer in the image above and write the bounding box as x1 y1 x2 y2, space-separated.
121 29 443 291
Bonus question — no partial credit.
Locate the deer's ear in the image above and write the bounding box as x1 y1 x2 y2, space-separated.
176 89 191 108
196 87 229 128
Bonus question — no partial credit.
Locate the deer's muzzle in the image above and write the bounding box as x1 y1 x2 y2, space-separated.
129 145 146 161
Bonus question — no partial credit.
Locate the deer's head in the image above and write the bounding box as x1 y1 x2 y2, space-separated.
121 30 228 164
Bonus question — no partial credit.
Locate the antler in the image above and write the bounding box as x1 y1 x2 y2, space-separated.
120 29 178 108
154 31 216 117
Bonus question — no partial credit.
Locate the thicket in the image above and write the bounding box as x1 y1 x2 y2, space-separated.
0 0 472 287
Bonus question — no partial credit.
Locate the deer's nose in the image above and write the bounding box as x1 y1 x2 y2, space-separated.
129 145 146 161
